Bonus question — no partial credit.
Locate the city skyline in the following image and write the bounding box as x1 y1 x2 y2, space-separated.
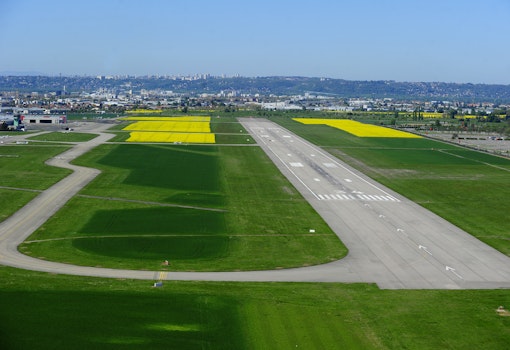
1 0 509 84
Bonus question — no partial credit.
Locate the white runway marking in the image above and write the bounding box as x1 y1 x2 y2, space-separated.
317 194 401 202
290 162 304 167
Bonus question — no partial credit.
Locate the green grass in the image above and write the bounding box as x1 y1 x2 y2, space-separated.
4 116 510 349
1 267 510 349
0 145 72 190
0 145 72 222
276 117 510 255
21 142 345 270
0 189 40 222
27 131 99 142
69 144 225 205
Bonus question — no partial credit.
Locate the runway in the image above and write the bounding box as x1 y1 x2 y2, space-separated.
1 119 510 289
236 118 510 289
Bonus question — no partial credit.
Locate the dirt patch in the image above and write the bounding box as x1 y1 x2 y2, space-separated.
372 168 419 178
328 149 421 179
281 186 294 195
327 149 375 174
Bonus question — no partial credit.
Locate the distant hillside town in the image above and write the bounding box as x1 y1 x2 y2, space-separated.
1 75 510 102
1 75 509 121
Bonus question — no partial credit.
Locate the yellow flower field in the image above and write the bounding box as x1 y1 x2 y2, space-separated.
126 132 215 143
126 109 163 114
422 112 444 118
293 118 421 138
122 116 215 143
124 121 211 133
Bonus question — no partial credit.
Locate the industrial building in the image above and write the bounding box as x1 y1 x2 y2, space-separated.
21 114 67 124
0 108 67 125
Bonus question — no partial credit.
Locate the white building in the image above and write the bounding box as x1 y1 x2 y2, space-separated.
21 114 67 125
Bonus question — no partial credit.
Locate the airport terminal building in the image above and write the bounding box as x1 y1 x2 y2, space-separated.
0 107 67 125
21 114 67 124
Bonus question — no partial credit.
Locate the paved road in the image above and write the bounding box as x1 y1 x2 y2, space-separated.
1 119 510 289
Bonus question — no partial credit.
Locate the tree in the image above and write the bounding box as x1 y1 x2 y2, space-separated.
448 109 458 119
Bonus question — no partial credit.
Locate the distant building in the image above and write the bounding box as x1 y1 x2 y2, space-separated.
21 114 66 124
0 115 25 131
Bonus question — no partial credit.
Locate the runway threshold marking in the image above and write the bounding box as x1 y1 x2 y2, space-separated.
156 271 168 280
291 135 401 200
317 194 400 202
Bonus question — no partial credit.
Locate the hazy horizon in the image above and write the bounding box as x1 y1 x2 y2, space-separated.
1 0 509 85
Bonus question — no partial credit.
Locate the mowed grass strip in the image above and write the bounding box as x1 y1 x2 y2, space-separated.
0 145 71 221
1 268 510 350
70 144 225 206
0 145 72 223
0 145 72 190
27 132 98 142
0 189 40 222
22 141 344 270
277 117 510 255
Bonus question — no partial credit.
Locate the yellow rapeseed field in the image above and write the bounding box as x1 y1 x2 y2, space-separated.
126 132 216 143
124 121 211 133
293 118 421 138
122 116 215 143
422 112 444 118
125 109 163 114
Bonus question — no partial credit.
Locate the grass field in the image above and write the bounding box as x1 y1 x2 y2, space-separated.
27 131 99 142
0 145 72 221
3 116 510 349
21 142 344 270
0 145 72 189
276 117 510 255
1 267 509 350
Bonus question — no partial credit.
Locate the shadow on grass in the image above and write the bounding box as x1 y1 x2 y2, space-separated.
73 236 230 260
0 290 241 349
80 206 226 235
97 144 221 192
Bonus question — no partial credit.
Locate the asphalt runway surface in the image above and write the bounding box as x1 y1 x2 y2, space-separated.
1 119 510 289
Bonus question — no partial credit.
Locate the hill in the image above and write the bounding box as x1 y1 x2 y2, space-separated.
1 75 510 102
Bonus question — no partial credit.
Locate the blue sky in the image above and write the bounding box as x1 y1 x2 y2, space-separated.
1 0 509 84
